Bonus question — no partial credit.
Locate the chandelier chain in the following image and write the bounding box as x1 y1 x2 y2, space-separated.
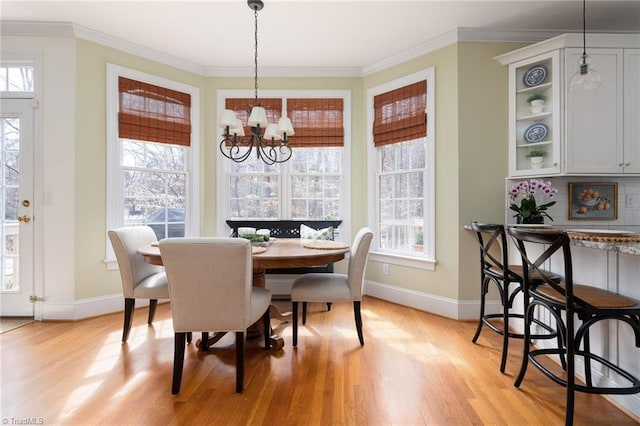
254 8 259 103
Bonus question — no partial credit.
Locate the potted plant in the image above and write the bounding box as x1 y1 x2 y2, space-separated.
526 148 546 169
508 179 557 224
526 92 546 114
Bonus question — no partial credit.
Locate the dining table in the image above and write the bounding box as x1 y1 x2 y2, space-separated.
137 237 350 350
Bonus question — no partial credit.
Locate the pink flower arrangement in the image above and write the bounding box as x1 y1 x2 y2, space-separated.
508 179 558 222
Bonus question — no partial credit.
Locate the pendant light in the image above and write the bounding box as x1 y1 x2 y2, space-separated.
219 0 294 165
568 0 601 91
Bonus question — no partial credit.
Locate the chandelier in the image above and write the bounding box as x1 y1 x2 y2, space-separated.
568 0 601 91
219 0 294 165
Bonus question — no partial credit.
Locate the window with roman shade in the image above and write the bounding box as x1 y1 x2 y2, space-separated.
218 91 350 233
287 98 344 147
107 66 200 251
367 69 435 268
118 76 192 147
373 80 426 147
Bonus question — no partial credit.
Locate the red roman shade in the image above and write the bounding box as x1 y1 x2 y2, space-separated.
373 80 427 147
118 77 191 146
287 98 344 147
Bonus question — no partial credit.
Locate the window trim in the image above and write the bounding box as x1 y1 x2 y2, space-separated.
105 64 200 266
366 68 436 269
216 89 351 241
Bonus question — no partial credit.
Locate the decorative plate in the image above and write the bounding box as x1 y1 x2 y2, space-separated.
523 64 548 87
524 123 548 143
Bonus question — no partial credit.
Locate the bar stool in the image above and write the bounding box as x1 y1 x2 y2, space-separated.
470 222 559 373
509 227 640 426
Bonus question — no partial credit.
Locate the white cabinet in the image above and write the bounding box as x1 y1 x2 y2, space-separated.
624 49 640 174
497 34 640 178
565 48 640 174
507 51 561 176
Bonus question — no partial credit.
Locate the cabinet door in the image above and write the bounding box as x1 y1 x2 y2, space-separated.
565 48 623 174
509 51 561 177
624 49 640 173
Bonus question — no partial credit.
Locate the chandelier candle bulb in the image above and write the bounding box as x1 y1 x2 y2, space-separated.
264 124 281 140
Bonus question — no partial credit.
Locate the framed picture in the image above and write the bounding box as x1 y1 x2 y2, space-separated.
568 182 618 220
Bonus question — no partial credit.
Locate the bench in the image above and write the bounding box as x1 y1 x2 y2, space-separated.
226 219 343 274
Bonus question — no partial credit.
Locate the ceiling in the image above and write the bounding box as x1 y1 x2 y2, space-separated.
2 1 639 74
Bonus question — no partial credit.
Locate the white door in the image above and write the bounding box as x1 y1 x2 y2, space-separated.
1 99 34 317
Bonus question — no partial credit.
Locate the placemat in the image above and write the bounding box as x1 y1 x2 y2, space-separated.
303 240 350 250
252 246 267 254
567 232 640 243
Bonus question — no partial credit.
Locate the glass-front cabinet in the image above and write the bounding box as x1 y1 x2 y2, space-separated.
508 50 561 177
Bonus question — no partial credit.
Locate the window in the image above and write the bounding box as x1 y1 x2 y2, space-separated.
0 65 34 93
106 65 200 264
217 90 350 238
367 69 435 269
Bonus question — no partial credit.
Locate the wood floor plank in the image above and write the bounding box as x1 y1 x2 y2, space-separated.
1 296 638 425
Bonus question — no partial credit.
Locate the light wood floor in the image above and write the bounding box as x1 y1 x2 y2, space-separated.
1 296 638 425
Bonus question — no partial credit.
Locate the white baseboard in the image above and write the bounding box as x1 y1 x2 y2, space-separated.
364 279 499 320
40 279 495 322
41 295 168 321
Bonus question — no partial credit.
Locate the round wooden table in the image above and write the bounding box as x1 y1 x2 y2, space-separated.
137 238 349 350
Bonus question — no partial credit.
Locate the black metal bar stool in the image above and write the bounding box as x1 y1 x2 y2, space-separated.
470 222 559 373
508 226 640 426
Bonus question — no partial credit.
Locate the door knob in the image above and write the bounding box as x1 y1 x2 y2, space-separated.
18 215 31 223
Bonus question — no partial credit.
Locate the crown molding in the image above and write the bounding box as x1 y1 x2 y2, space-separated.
362 28 568 76
71 24 205 75
1 21 75 37
204 66 362 78
6 22 633 78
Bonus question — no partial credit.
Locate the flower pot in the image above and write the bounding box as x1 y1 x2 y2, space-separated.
517 216 544 225
529 99 545 114
528 156 544 169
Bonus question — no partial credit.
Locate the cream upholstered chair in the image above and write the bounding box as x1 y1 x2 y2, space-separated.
108 226 169 342
159 237 271 394
291 227 373 347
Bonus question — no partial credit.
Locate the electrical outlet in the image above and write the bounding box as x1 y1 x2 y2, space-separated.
625 194 640 209
382 263 390 275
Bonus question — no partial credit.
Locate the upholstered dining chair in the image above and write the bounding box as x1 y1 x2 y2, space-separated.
159 237 271 394
470 222 559 373
508 227 640 426
290 227 373 347
108 226 170 343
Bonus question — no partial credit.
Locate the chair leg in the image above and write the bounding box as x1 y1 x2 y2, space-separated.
302 302 308 325
326 302 332 311
263 309 271 350
148 299 158 324
472 277 489 344
354 301 364 345
235 332 245 393
172 332 187 395
292 301 299 347
514 303 533 388
500 282 510 373
201 332 210 351
122 298 135 342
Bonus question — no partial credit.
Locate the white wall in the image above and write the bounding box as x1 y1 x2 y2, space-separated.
3 35 77 319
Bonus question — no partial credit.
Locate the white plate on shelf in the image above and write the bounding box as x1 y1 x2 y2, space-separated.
523 64 548 87
523 123 548 143
564 229 635 236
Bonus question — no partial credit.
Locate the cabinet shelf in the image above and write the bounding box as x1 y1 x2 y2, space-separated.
517 82 552 94
517 111 552 121
516 140 553 149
